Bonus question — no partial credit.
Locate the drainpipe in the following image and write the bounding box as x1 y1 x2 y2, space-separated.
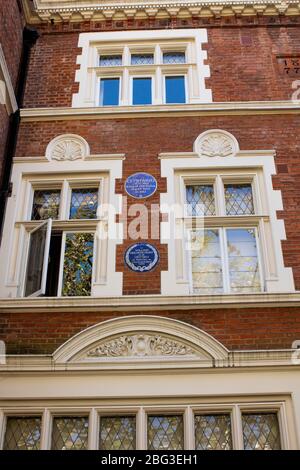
0 26 39 240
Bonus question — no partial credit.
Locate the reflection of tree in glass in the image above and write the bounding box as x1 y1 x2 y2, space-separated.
70 189 98 219
62 233 93 296
32 190 60 220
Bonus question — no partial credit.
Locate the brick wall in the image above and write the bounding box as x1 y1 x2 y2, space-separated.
15 114 300 291
0 0 24 180
1 307 299 354
22 25 300 108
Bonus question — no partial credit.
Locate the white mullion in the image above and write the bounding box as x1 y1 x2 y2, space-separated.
254 225 266 292
57 231 67 296
0 411 5 450
278 403 290 450
88 408 98 450
184 406 194 450
60 179 70 220
185 227 193 294
215 175 225 216
232 405 244 450
220 227 230 293
40 408 51 450
137 407 146 450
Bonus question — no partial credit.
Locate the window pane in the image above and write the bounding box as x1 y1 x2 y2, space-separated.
132 77 152 105
100 417 136 450
186 185 215 216
163 52 186 64
165 76 186 104
100 78 120 106
131 53 154 65
191 229 223 294
225 184 254 215
62 233 94 296
227 229 261 293
148 416 184 450
51 417 88 450
69 188 98 219
3 417 41 450
195 414 232 450
31 190 60 220
100 55 122 66
242 413 281 450
25 222 49 297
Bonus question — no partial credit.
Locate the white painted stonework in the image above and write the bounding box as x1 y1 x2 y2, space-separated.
160 129 295 295
0 44 18 115
46 134 90 161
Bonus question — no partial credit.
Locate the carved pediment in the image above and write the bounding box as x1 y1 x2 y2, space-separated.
87 334 196 358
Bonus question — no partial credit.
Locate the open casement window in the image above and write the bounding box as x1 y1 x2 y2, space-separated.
24 219 52 297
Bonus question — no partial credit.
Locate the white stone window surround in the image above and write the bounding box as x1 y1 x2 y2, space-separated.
0 400 291 450
72 29 212 108
0 150 124 298
160 130 295 296
0 44 18 115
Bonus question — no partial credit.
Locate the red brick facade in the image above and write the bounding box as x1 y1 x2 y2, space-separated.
1 14 300 355
0 0 24 178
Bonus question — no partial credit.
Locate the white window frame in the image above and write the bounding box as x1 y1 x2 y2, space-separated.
0 399 290 450
160 132 295 296
73 29 212 108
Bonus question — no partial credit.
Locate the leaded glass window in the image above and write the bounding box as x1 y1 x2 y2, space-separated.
100 55 122 67
131 54 154 65
69 188 98 219
225 184 254 215
99 417 136 450
3 417 41 450
51 417 89 450
191 229 223 294
242 413 281 450
147 416 184 450
227 229 261 293
31 190 60 220
195 414 232 450
62 233 94 296
186 185 215 216
163 52 186 64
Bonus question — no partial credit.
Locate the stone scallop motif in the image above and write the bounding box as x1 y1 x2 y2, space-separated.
87 334 196 358
195 130 239 158
46 134 90 161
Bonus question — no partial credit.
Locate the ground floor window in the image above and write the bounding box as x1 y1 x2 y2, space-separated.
0 403 284 450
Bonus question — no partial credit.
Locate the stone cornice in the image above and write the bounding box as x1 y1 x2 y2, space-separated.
19 101 300 121
1 292 300 313
23 1 300 24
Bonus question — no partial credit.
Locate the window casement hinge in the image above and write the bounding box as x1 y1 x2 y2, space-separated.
0 182 13 198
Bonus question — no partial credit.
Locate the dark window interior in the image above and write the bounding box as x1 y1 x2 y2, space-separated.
45 231 62 296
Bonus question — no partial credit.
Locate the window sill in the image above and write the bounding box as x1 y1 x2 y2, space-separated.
0 291 299 313
20 100 300 122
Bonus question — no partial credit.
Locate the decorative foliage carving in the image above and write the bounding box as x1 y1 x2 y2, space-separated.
46 134 89 161
87 334 196 358
194 130 239 158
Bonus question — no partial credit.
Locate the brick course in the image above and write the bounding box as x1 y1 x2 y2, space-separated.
1 308 299 354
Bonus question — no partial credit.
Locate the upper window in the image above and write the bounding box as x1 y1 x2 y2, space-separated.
73 30 212 108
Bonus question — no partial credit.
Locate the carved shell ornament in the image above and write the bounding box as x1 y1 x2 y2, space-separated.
46 134 90 161
195 130 239 158
87 334 196 358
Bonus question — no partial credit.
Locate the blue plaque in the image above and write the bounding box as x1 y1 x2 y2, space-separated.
125 172 157 199
125 243 159 272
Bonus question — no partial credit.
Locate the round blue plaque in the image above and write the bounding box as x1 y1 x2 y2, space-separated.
125 243 159 272
125 172 157 199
